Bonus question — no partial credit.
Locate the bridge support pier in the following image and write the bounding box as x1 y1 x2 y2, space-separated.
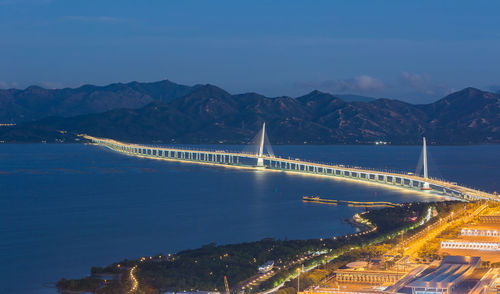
422 182 430 190
257 157 264 167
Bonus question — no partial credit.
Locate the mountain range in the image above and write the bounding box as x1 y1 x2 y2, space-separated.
0 80 194 122
0 80 376 123
0 80 499 144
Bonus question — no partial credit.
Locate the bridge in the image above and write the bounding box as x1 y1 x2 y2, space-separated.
82 123 498 202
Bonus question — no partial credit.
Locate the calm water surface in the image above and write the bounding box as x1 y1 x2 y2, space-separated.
0 144 499 294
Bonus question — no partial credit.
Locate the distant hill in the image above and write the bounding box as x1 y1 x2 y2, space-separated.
0 80 379 124
335 94 375 102
1 85 499 145
0 80 194 122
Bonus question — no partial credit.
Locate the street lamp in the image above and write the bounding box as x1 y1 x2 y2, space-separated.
297 266 303 293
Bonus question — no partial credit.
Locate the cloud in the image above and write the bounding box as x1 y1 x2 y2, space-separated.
487 85 500 93
0 81 19 89
293 73 455 102
398 72 451 96
0 0 52 5
40 81 64 89
61 16 124 23
0 81 68 90
351 75 386 92
297 75 387 94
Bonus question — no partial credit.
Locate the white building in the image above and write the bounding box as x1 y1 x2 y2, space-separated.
441 240 499 251
461 228 499 237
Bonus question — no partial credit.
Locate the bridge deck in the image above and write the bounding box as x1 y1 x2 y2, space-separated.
83 135 499 202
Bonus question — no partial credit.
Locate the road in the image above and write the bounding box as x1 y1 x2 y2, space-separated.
129 265 138 293
469 268 499 294
400 203 486 257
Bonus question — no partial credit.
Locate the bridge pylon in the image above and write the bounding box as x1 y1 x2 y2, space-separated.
257 122 265 167
421 137 431 190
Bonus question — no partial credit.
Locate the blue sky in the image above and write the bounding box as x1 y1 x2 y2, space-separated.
1 0 499 102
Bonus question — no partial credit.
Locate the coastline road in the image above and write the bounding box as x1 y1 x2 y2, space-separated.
129 265 138 293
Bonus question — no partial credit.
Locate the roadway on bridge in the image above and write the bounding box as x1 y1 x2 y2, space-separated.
82 134 499 202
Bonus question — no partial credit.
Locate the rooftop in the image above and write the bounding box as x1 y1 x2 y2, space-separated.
407 256 481 290
462 224 500 230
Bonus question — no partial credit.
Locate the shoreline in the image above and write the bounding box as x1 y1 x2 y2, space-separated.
346 216 373 232
56 201 458 294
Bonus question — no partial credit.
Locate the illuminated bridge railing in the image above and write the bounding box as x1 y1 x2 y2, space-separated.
84 135 498 202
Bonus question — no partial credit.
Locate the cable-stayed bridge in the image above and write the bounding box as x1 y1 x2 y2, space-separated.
82 124 498 202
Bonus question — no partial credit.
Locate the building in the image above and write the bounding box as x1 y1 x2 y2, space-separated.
258 260 274 273
441 240 500 251
298 288 394 294
469 268 500 294
334 269 404 284
407 255 481 294
479 215 500 223
461 227 499 237
440 222 500 261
